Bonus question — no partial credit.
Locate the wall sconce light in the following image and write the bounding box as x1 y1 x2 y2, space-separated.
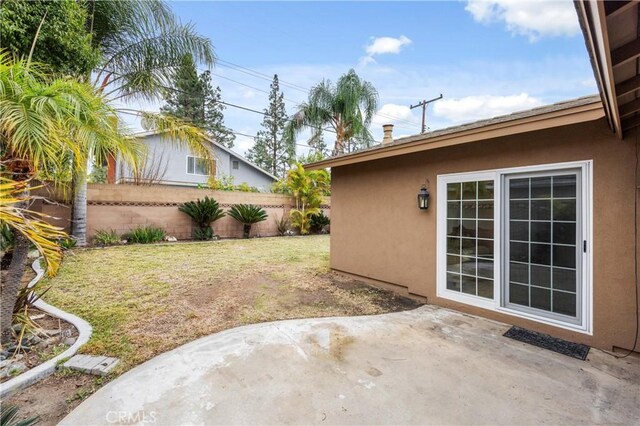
418 183 430 210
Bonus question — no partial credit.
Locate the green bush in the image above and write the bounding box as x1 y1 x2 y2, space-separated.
124 226 166 244
310 211 330 234
179 197 225 240
192 226 216 241
93 229 120 246
58 237 77 250
208 175 235 191
227 204 268 238
235 182 259 193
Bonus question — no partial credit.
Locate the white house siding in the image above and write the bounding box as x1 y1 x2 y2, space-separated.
116 134 276 191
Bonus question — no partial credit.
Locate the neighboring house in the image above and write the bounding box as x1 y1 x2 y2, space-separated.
110 131 277 190
306 1 640 353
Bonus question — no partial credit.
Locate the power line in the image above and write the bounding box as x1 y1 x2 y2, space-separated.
208 69 418 132
105 68 339 138
209 72 306 107
119 109 316 149
212 59 422 129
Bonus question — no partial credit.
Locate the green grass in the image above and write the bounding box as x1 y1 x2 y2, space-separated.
43 235 413 373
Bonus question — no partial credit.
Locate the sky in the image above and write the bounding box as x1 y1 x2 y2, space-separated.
129 0 597 157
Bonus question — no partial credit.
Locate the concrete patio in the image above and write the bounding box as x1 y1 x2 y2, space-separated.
61 306 639 425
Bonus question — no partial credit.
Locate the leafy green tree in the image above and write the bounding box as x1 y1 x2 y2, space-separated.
0 0 100 76
246 75 294 178
285 69 378 155
201 71 235 148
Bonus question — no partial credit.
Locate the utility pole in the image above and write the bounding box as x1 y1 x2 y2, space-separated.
410 94 443 133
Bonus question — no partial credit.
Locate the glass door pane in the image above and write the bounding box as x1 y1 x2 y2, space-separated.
505 171 581 321
446 180 495 299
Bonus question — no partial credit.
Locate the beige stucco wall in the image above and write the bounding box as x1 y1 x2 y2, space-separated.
37 185 330 240
330 118 639 352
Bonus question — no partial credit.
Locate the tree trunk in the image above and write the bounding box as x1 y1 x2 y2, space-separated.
243 224 251 239
72 168 88 246
1 224 30 344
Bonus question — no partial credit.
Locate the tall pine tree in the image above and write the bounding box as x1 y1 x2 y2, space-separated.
161 54 235 148
246 75 293 177
161 54 203 122
201 71 235 148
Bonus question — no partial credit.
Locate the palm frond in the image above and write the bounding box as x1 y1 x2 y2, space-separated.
92 2 215 102
0 178 66 276
138 111 213 160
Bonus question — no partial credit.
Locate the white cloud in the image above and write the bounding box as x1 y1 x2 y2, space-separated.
432 93 543 123
372 103 419 127
361 35 412 66
465 0 580 41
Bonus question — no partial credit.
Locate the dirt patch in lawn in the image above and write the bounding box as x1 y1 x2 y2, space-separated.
6 236 423 424
6 370 107 426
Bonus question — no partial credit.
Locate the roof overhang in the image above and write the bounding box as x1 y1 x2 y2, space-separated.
575 0 640 137
306 98 604 170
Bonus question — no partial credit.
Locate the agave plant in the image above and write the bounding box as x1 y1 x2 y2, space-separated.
178 197 225 240
227 204 268 238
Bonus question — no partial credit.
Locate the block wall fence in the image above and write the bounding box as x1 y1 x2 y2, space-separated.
33 184 330 241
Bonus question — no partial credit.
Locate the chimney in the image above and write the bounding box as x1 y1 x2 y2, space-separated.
382 124 394 145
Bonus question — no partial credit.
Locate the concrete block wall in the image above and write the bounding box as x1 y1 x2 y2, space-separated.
35 184 330 242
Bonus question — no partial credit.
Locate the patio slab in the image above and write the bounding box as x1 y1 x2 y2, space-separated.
61 306 640 425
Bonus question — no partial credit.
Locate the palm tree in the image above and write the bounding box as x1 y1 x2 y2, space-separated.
227 204 268 238
0 54 137 342
285 69 379 155
285 163 330 235
70 0 215 245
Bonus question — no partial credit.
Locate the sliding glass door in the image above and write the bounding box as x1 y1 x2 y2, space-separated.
437 162 590 332
504 170 582 325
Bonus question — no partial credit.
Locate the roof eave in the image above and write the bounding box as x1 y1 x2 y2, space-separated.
306 99 604 170
574 0 623 138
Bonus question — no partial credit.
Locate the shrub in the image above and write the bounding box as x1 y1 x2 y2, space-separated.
124 226 165 244
93 229 120 246
271 178 291 195
208 175 235 191
193 226 216 241
179 197 225 240
58 237 77 250
310 211 330 234
235 182 259 193
227 204 268 238
275 215 290 236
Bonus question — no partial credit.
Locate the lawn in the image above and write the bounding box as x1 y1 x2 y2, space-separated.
42 235 419 371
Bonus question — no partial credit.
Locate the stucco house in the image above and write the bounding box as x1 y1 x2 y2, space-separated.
108 131 277 190
307 1 640 353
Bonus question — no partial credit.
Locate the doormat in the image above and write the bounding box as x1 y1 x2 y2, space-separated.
503 326 590 360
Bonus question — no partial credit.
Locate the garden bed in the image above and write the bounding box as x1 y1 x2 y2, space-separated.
0 309 78 384
7 235 422 424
